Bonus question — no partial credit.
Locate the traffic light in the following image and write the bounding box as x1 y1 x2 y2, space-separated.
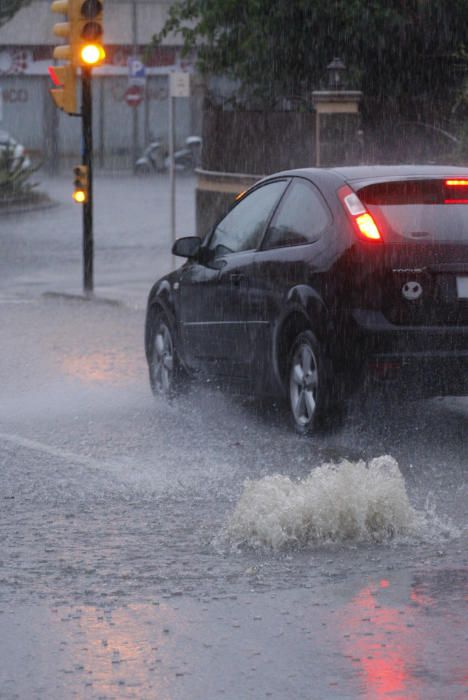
50 0 105 68
73 164 89 203
49 0 105 111
49 0 78 113
75 0 105 67
48 63 77 114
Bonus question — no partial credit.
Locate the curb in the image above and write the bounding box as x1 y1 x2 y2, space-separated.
43 291 124 307
0 197 58 217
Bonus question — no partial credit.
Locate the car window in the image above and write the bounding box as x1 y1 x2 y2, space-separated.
262 179 330 250
358 179 468 243
208 180 288 257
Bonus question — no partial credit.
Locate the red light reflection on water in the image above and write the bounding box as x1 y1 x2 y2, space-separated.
340 584 422 700
339 578 468 700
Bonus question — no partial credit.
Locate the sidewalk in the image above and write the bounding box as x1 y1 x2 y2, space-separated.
0 171 197 310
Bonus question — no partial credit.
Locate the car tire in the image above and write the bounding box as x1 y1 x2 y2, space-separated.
149 313 185 398
287 330 340 434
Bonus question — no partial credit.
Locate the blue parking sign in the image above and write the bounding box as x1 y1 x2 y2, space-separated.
128 58 146 85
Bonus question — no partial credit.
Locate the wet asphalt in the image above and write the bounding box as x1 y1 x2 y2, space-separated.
0 174 466 699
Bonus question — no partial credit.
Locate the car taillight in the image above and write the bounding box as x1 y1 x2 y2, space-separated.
338 185 383 242
444 178 468 204
445 179 468 186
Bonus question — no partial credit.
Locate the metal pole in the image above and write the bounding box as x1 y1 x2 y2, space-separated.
144 76 150 145
169 87 176 265
315 111 320 167
98 76 105 169
82 66 93 294
131 0 139 173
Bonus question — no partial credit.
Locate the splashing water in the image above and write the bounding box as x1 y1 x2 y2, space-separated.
224 456 433 550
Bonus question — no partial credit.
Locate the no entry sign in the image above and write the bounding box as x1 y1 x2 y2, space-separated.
125 84 144 107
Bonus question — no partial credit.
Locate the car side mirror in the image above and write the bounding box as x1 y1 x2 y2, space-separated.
172 236 201 259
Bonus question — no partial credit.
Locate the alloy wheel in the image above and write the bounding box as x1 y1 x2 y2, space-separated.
151 322 175 395
289 342 319 428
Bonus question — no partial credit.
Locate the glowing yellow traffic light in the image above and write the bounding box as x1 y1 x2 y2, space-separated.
80 43 105 66
73 190 86 203
50 0 105 68
73 164 89 203
77 0 105 67
49 0 105 111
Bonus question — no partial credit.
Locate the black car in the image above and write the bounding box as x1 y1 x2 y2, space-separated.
145 166 468 433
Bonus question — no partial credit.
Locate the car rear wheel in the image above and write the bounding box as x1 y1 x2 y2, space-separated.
149 315 184 397
287 330 337 434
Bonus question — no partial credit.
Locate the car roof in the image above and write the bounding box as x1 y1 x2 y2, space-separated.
273 164 468 188
330 164 468 184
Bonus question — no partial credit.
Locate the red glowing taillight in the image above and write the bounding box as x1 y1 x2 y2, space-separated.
444 178 468 204
338 185 382 241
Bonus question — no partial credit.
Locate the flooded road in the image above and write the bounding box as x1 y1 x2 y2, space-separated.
0 296 466 699
0 174 466 699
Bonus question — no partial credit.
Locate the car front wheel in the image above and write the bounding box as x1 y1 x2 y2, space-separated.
149 315 184 397
287 330 336 434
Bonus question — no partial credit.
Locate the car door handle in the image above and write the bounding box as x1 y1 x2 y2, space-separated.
230 273 247 287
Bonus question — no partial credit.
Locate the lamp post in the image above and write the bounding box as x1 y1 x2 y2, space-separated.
312 58 362 167
326 57 347 90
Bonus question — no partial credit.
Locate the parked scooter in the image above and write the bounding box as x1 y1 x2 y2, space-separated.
164 136 202 172
135 136 202 174
135 138 166 174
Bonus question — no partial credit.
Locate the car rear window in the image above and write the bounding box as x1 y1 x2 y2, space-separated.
357 179 468 243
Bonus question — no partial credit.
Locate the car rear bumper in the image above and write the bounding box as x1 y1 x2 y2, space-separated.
351 308 468 396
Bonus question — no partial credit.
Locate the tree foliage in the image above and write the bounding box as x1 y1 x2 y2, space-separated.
0 0 32 28
153 0 467 104
0 140 39 202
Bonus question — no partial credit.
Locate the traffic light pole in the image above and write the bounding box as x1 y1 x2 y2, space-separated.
82 66 93 294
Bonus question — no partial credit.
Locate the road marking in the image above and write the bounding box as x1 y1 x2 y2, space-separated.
0 431 114 471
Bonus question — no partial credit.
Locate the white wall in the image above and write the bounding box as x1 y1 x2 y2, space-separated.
0 73 202 169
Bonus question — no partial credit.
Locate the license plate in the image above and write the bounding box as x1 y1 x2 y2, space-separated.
456 276 468 299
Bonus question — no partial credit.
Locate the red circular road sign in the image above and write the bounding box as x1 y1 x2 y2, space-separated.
125 84 144 107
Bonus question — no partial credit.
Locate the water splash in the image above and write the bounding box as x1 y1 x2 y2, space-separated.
223 456 446 550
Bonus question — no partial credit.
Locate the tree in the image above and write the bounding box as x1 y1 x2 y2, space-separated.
153 0 468 106
0 0 32 28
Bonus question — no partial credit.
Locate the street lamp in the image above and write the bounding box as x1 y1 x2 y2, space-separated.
312 58 361 167
326 57 347 90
